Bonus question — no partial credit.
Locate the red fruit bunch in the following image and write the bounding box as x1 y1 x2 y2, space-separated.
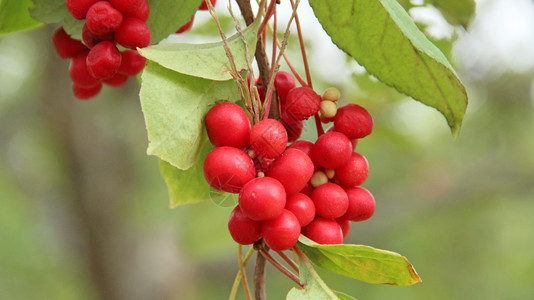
175 0 217 34
203 78 375 251
53 0 150 99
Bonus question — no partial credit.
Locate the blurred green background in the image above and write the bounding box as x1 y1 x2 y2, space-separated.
1 0 534 299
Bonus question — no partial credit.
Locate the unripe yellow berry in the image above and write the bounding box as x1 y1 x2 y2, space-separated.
310 171 329 187
320 100 337 118
324 168 335 179
322 87 340 102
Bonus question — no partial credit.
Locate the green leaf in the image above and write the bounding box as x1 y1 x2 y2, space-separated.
158 140 213 208
139 20 259 81
429 0 476 29
30 0 84 39
334 291 357 300
0 0 42 35
139 61 240 170
287 253 341 300
298 236 421 286
309 0 468 137
147 0 204 44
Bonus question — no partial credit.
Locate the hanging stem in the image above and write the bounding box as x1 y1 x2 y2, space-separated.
276 251 299 274
229 246 255 300
260 249 303 287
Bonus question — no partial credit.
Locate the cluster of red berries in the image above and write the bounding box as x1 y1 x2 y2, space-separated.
52 0 150 99
203 71 375 251
175 0 217 34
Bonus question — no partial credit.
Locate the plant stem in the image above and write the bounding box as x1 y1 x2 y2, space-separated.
229 246 255 300
276 251 299 274
253 242 267 300
260 249 303 287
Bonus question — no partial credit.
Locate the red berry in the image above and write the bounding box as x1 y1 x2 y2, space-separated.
110 0 146 16
176 15 194 33
250 119 287 159
205 102 251 149
303 218 343 245
334 104 373 139
336 218 351 239
82 24 114 49
103 73 129 86
86 1 123 36
335 152 369 187
326 126 358 151
69 51 101 88
118 50 146 76
274 71 296 106
115 18 151 49
86 41 122 80
285 193 315 227
73 82 102 99
228 206 262 245
284 86 321 120
281 111 303 143
288 140 319 171
342 187 375 221
203 147 255 193
299 182 314 197
239 177 286 221
267 149 314 195
66 0 100 20
52 27 88 59
262 209 300 251
312 131 352 169
312 183 348 219
198 0 217 10
123 0 149 22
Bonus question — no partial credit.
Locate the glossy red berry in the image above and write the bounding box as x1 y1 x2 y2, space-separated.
334 104 373 139
86 41 122 80
239 177 286 221
103 73 129 86
274 71 296 106
284 86 321 120
205 102 251 149
311 183 348 219
123 0 149 22
115 18 151 49
66 0 100 20
176 14 194 33
73 82 102 99
250 119 288 159
198 0 217 10
86 1 123 35
281 112 303 143
262 209 301 251
267 149 314 195
342 187 375 221
110 0 146 16
312 131 352 169
303 218 343 245
118 50 146 76
52 27 88 59
336 218 351 239
335 152 369 187
203 146 255 193
82 24 114 49
69 51 101 88
228 206 262 245
285 193 315 227
287 140 318 171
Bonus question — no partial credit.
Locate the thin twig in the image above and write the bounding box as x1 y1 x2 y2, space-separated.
260 249 303 287
276 251 299 274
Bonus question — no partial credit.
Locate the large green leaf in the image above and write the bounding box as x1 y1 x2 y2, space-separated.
287 252 342 300
30 0 84 38
0 0 42 35
147 0 204 44
429 0 476 29
158 140 213 208
140 61 240 170
309 0 468 137
298 236 421 286
139 20 259 81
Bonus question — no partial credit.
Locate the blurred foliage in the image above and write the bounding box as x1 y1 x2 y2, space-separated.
1 1 534 300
